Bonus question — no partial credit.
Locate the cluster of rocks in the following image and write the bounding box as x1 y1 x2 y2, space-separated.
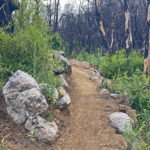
2 53 71 143
87 63 135 137
100 88 137 135
87 62 136 136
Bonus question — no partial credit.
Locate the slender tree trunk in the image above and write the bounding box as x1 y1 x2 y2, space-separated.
124 0 133 53
143 0 150 83
47 0 52 26
87 0 91 53
94 0 111 53
53 0 60 32
110 23 115 49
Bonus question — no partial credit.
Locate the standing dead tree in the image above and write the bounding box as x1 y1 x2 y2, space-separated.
0 0 19 27
94 0 111 53
124 0 133 53
143 0 150 83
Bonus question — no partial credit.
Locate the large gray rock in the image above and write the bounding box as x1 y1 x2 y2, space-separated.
3 70 48 124
57 87 71 109
100 88 110 99
109 112 132 134
59 75 69 88
3 70 39 95
53 52 72 75
25 116 58 143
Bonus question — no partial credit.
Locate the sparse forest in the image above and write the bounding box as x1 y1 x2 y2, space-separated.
0 0 150 150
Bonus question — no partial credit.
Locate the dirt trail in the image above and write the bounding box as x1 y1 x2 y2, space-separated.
0 60 127 150
53 60 127 150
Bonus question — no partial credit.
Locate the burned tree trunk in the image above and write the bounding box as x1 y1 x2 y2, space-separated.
124 0 133 53
143 0 150 83
94 0 111 53
0 0 19 27
53 0 60 32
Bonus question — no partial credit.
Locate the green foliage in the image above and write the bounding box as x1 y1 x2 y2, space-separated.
99 50 144 79
0 0 63 100
49 33 63 50
123 121 150 150
107 70 150 149
96 50 149 149
111 70 150 112
74 50 101 66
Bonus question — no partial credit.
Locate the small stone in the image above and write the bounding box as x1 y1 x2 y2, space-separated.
89 76 97 81
57 87 71 109
119 104 127 113
90 62 95 67
111 93 119 99
54 66 65 75
100 89 110 99
59 75 69 88
59 50 64 56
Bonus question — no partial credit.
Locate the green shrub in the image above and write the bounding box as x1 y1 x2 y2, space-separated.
111 70 150 112
0 0 63 100
99 50 144 79
74 50 101 66
124 120 150 150
109 70 150 149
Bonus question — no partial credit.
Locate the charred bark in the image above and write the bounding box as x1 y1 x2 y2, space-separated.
143 0 150 83
124 0 133 53
94 0 111 53
0 0 19 27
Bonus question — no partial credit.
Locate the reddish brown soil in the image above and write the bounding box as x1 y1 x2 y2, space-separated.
0 60 127 150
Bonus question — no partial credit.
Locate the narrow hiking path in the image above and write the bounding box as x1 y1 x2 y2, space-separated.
0 60 128 150
53 60 127 150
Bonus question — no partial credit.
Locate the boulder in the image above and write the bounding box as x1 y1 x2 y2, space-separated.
53 53 72 75
59 75 69 88
109 112 132 134
100 88 110 99
3 70 39 95
3 70 48 124
57 87 71 109
25 116 58 143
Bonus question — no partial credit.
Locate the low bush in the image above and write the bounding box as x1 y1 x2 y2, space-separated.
107 70 150 149
74 50 101 66
0 0 63 103
111 70 150 112
124 120 150 150
99 50 144 79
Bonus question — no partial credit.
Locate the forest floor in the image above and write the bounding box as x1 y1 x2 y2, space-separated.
0 60 127 150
